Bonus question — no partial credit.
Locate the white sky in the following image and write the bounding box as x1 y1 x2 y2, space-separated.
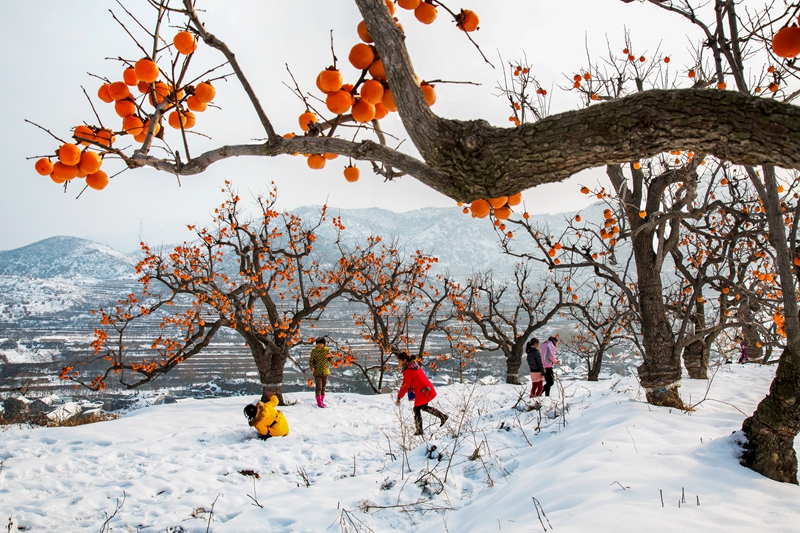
0 0 698 252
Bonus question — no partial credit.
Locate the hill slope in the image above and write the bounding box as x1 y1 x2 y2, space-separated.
0 236 136 280
0 366 797 532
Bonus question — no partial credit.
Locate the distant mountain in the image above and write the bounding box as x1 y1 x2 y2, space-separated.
293 203 608 277
0 236 137 281
0 203 610 282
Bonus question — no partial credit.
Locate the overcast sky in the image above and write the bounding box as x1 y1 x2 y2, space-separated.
0 0 699 252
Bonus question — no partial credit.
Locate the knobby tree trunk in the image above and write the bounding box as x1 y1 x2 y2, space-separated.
738 299 765 363
682 340 709 380
631 229 685 408
248 337 288 405
741 166 800 484
506 346 524 385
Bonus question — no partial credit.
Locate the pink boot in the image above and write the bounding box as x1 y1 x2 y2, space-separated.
316 395 325 408
321 394 327 408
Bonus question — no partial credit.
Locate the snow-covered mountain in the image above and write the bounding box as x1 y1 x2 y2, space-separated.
0 236 136 281
293 203 607 276
1 204 613 282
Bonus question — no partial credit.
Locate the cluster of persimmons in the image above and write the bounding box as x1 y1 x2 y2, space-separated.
34 30 214 191
294 0 478 183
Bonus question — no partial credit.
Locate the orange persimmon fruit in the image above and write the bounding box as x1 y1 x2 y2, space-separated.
326 90 353 115
351 99 376 123
349 44 375 70
307 154 326 169
134 58 159 84
299 111 318 132
344 165 360 182
415 2 437 24
173 31 197 55
456 9 479 32
58 143 81 166
86 170 109 190
123 67 138 86
470 199 490 218
35 158 54 176
357 20 373 43
360 79 384 105
772 26 800 58
107 81 131 101
318 68 343 93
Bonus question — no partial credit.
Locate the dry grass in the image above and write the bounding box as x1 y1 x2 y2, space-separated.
0 410 119 428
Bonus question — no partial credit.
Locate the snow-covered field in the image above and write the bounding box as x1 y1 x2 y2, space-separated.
1 365 798 532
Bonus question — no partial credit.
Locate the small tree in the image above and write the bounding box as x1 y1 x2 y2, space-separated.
463 262 570 384
564 284 637 381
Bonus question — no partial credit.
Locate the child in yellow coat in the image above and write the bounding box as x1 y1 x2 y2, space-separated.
243 395 289 440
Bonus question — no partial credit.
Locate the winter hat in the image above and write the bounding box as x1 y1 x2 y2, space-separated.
243 403 258 421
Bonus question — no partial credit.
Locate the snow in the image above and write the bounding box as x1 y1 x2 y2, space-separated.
1 364 799 532
1 346 60 364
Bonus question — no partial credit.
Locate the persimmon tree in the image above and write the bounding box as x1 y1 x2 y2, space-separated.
618 0 800 484
61 184 384 403
31 0 800 203
463 263 572 384
562 282 638 382
332 243 462 392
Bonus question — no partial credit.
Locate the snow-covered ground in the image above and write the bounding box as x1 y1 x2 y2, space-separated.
1 364 798 532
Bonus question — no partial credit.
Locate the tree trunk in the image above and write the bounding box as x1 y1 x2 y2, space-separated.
682 340 708 379
587 349 604 381
738 299 765 363
505 347 523 385
631 231 685 408
741 355 800 484
741 167 800 484
248 337 288 405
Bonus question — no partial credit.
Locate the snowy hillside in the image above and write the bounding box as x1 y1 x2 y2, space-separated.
0 236 136 280
1 365 798 532
0 276 94 319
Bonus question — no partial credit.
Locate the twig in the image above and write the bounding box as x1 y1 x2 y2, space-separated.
247 477 264 507
610 480 629 490
337 507 374 533
98 491 125 533
531 496 552 532
659 489 664 507
80 86 104 127
626 426 638 453
108 7 150 57
24 119 68 144
206 493 221 533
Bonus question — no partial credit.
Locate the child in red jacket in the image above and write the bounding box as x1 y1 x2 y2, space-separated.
395 352 448 436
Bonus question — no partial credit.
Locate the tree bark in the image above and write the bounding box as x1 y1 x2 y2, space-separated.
631 229 685 408
132 89 800 203
587 349 604 382
247 337 287 405
738 299 765 363
741 167 800 484
682 340 708 379
506 346 523 385
738 169 799 479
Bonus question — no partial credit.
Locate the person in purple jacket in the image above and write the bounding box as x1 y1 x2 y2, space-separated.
540 336 560 397
395 352 448 436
